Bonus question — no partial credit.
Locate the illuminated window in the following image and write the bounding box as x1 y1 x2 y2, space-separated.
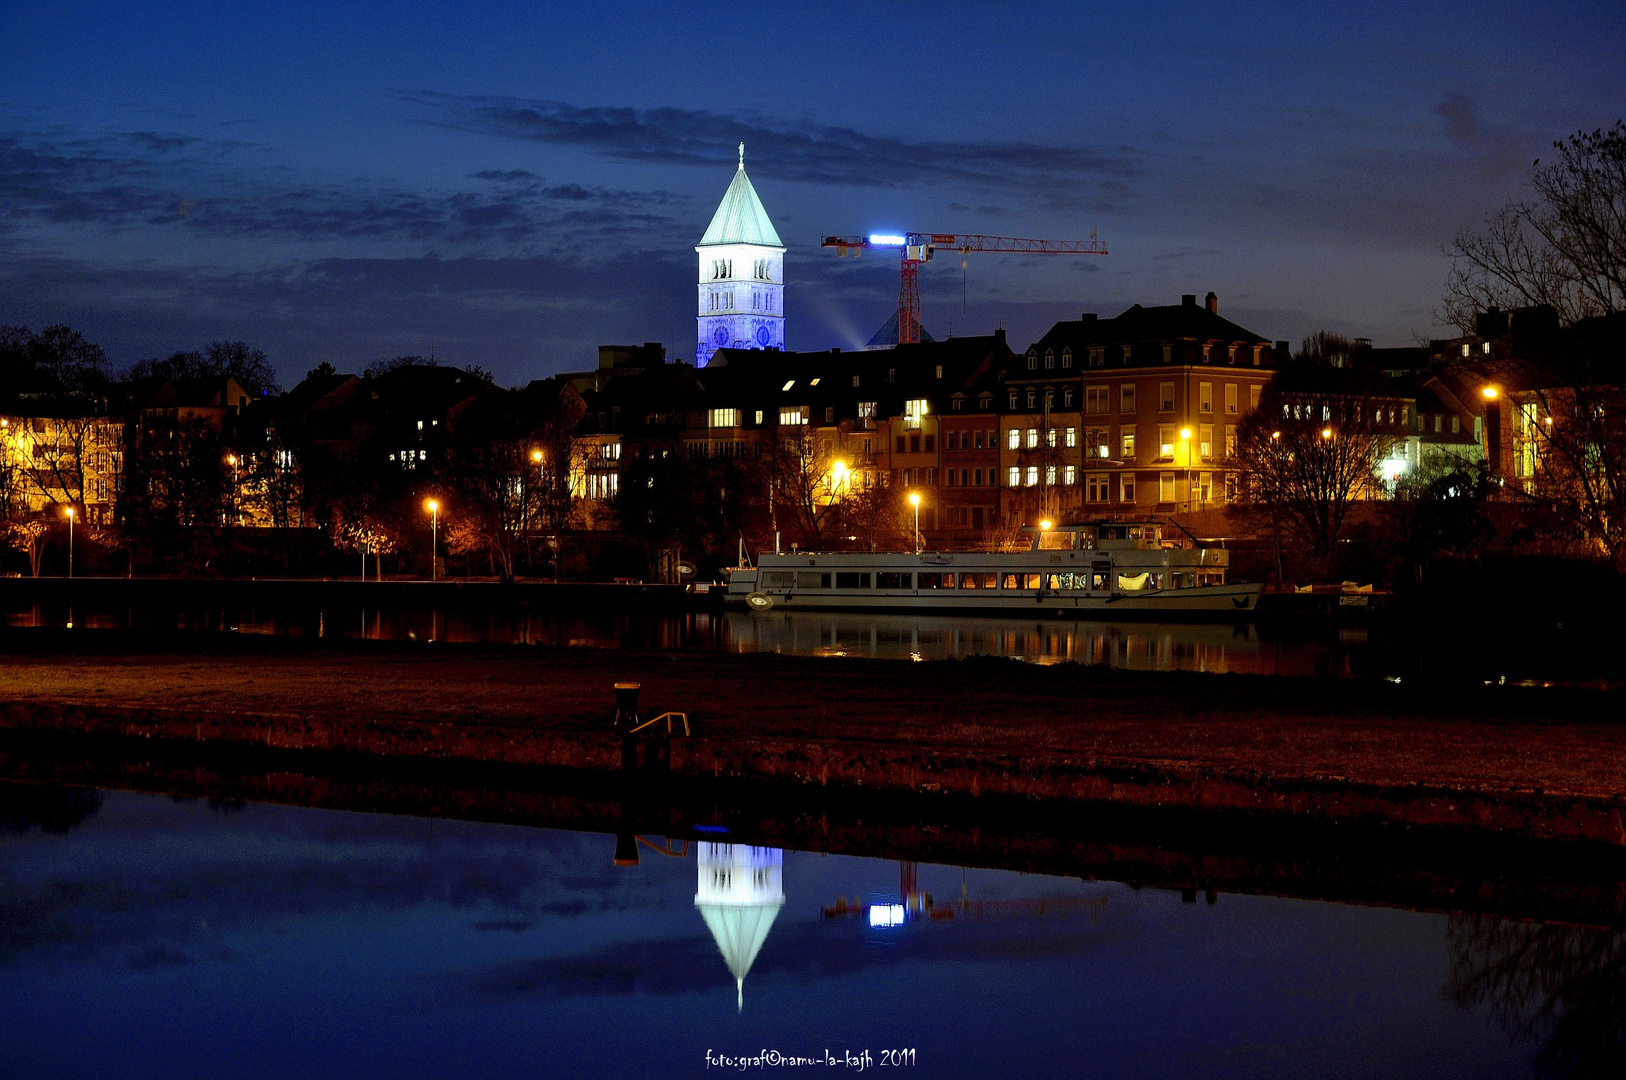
1200 424 1214 459
1065 427 1077 448
1045 465 1057 485
779 407 806 425
1007 428 1020 450
1026 427 1039 449
1121 428 1135 458
1025 466 1038 487
1007 466 1020 487
708 408 739 428
1046 428 1057 448
1063 464 1077 485
1158 425 1175 458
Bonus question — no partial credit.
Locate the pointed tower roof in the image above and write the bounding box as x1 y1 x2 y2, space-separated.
695 901 785 1012
697 144 783 249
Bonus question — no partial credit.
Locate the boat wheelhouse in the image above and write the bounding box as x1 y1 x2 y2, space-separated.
726 522 1262 618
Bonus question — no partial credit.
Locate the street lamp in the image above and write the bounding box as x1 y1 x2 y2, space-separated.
1481 386 1499 400
908 491 921 554
1321 427 1333 440
1039 518 1052 531
64 506 74 578
225 454 239 525
425 498 440 580
1179 427 1193 512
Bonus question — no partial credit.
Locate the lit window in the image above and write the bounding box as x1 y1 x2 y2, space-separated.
1045 465 1057 484
708 408 739 428
1122 429 1136 458
754 410 764 424
1026 428 1039 449
1007 466 1020 486
1025 466 1039 487
780 407 806 425
1007 428 1020 450
1200 424 1213 459
1046 428 1057 448
782 379 795 391
1065 427 1077 448
1064 464 1077 485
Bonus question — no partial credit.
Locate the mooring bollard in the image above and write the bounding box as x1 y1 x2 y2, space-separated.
613 682 641 727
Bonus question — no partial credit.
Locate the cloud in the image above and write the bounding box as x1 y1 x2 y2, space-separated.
1435 93 1481 146
0 126 688 251
398 93 1142 208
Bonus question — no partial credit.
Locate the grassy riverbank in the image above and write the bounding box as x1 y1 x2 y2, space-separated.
2 633 1624 842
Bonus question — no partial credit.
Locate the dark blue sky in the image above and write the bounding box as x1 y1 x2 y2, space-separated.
3 1 1623 385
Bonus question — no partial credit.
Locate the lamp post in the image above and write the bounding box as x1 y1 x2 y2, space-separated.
225 454 238 525
425 498 439 580
64 506 74 578
908 491 921 554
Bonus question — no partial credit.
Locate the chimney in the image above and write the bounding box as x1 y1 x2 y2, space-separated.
1181 294 1197 307
1204 292 1217 315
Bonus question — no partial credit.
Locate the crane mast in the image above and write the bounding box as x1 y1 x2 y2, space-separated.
822 231 1107 345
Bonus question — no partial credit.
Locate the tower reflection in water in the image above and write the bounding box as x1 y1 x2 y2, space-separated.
694 843 785 1012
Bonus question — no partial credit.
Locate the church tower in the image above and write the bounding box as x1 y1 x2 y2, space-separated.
696 145 784 367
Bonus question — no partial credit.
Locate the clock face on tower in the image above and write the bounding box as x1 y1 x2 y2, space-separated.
713 325 729 346
755 325 771 346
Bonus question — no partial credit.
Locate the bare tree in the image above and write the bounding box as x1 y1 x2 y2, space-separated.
1444 122 1626 332
4 516 49 576
1230 387 1400 576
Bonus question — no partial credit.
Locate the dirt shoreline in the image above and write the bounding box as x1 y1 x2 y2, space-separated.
2 634 1624 844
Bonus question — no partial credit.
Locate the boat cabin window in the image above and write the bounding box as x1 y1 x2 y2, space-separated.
1037 530 1076 551
876 572 910 589
961 572 997 590
919 572 956 589
795 571 830 589
835 571 870 589
1117 572 1155 592
760 571 794 588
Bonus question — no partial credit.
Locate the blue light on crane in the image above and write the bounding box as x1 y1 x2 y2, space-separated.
868 234 907 247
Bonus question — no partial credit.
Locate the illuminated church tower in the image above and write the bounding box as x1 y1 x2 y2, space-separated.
696 144 784 367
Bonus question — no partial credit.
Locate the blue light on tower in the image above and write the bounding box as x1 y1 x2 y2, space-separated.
695 144 785 367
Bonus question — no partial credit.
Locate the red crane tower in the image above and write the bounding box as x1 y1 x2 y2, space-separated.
822 231 1108 345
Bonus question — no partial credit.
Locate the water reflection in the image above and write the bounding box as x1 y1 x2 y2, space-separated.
694 843 785 1012
0 783 105 835
0 782 1572 1076
1447 915 1626 1079
7 597 1624 682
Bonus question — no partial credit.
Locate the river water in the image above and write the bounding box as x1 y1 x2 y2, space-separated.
4 597 1619 684
2 782 1601 1078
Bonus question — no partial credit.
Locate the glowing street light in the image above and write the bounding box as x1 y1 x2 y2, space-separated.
225 454 239 525
1039 519 1053 530
1481 386 1499 400
908 491 921 554
1321 427 1333 440
425 498 440 580
64 506 74 579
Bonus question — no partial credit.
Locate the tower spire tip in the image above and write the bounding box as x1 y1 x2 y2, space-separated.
738 142 745 169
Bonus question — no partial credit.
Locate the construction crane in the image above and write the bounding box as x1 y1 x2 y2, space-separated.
822 231 1108 345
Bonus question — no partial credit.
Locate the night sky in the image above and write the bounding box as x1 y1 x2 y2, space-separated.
4 1 1624 386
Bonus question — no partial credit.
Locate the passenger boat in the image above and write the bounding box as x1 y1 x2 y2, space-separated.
724 522 1261 618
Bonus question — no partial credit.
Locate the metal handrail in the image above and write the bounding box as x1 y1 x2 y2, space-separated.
628 711 690 736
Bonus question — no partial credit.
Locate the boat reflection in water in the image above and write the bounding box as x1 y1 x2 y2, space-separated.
694 843 785 1012
726 610 1320 675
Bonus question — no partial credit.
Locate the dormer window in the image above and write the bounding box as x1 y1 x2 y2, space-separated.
1027 352 1038 370
1062 350 1073 369
1044 351 1055 370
